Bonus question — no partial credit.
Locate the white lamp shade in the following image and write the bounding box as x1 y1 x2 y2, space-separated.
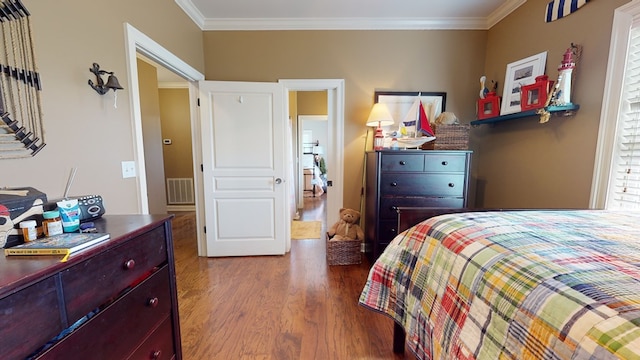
366 103 395 127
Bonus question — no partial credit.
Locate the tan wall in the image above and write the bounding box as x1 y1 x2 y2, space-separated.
138 60 166 214
0 0 203 214
475 0 631 208
203 30 487 210
159 88 193 180
297 91 327 115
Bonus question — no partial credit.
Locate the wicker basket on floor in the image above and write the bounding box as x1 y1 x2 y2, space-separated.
422 124 470 150
326 233 362 265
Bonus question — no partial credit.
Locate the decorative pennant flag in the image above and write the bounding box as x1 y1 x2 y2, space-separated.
417 101 434 137
545 0 590 23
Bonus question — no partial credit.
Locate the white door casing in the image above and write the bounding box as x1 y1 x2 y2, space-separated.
199 81 287 256
280 79 345 231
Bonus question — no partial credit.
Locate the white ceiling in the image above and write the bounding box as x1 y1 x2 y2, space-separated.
176 0 527 30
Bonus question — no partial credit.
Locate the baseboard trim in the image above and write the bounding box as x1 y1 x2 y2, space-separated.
167 205 196 212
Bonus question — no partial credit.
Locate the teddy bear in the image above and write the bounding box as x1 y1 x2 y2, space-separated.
328 208 364 241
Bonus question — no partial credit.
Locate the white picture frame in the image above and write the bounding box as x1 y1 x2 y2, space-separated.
500 51 548 115
374 91 446 127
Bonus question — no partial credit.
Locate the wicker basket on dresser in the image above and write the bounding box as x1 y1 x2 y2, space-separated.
364 150 472 263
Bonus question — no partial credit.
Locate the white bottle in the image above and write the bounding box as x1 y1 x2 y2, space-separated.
19 220 38 242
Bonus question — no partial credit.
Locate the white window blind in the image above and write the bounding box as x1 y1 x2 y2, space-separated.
609 25 640 208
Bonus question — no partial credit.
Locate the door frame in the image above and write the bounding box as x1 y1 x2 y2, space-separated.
124 23 207 255
280 79 345 229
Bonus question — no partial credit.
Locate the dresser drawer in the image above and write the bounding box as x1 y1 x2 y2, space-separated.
128 317 175 360
61 226 167 323
424 153 468 172
379 220 400 244
381 154 424 172
381 173 465 197
379 197 464 219
0 277 63 359
40 266 172 360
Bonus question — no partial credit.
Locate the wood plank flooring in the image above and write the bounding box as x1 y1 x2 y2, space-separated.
172 196 414 359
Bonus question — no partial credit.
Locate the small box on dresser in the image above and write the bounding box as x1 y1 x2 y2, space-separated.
364 150 472 263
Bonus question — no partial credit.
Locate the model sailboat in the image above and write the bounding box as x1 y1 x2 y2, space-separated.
396 97 436 148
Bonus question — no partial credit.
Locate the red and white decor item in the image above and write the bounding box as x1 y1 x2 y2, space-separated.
520 75 554 111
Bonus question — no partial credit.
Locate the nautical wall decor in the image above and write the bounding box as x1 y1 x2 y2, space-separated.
0 0 45 158
545 0 591 23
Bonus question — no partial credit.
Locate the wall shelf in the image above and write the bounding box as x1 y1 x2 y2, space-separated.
470 104 580 126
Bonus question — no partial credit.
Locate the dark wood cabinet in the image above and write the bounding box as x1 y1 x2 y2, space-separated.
364 150 472 263
0 215 181 360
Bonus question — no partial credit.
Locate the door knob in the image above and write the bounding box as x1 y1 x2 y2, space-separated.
275 178 283 184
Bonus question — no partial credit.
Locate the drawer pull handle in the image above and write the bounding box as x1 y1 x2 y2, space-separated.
391 228 396 234
124 259 136 270
152 350 162 359
399 161 406 165
391 206 398 211
390 182 398 187
448 183 455 187
148 297 159 308
442 161 448 166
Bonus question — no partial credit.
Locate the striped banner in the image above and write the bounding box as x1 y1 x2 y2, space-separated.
545 0 590 22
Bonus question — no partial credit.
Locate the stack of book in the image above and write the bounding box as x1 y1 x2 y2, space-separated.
4 232 110 262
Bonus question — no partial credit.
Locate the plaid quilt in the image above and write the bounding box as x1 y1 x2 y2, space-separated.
359 210 640 359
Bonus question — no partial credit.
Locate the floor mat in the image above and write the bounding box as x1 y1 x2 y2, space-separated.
291 220 322 240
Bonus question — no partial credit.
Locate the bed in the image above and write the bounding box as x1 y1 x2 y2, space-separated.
359 209 640 359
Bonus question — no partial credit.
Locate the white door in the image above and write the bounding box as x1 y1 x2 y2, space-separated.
199 81 287 256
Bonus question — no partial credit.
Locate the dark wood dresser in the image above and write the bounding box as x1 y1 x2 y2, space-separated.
0 215 181 360
364 150 472 263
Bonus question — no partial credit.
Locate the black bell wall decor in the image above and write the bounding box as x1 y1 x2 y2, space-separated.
88 63 123 95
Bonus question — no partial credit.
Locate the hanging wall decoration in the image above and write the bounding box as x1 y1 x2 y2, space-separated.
545 0 591 23
0 0 46 158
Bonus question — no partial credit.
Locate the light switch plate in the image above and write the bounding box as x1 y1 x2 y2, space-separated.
121 161 136 178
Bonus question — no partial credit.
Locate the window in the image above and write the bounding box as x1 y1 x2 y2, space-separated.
591 1 640 209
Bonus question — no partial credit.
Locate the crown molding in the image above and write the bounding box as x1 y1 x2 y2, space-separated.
201 17 490 31
487 0 527 28
175 0 206 29
176 0 526 31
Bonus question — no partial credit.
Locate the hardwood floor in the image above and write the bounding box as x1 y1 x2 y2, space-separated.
171 196 413 359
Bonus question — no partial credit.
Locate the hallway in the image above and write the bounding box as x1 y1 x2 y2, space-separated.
297 193 327 230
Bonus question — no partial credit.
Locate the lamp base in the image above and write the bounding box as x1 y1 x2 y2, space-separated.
373 126 384 150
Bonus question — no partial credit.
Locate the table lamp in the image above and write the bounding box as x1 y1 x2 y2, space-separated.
366 103 394 150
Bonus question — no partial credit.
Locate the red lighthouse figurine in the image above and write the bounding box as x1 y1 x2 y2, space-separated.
554 45 576 106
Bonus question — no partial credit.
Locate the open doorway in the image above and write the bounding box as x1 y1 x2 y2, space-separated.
124 23 206 255
280 80 344 234
136 54 195 215
297 113 328 236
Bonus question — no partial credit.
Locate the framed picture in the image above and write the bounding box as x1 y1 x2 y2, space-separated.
374 91 446 128
500 51 547 115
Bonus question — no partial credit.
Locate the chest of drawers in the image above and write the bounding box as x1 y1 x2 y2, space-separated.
364 150 472 263
0 215 181 360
